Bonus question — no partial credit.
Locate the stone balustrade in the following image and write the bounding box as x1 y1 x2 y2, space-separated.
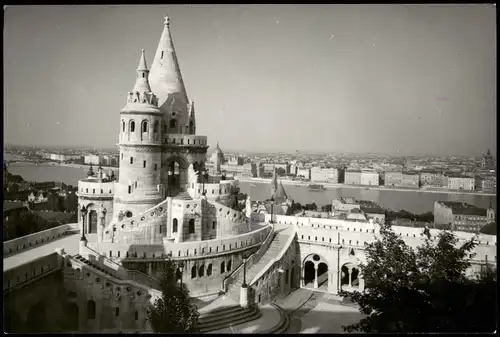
96 225 272 262
77 179 115 197
188 179 239 200
107 198 170 235
250 225 297 286
4 252 62 291
273 214 497 246
3 224 74 256
222 223 275 292
164 134 207 146
295 223 496 264
64 251 162 303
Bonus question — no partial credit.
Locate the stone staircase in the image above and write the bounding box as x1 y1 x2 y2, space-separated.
174 191 192 200
197 304 261 333
226 226 294 302
74 254 120 279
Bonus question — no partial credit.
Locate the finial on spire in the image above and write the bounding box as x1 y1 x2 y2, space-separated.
137 49 148 71
164 16 170 26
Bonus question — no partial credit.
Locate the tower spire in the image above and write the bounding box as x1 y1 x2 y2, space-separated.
132 49 152 94
149 16 188 107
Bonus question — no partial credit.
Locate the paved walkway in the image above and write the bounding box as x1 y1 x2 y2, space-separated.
3 233 81 271
198 296 239 314
299 301 364 334
206 303 281 334
275 288 314 312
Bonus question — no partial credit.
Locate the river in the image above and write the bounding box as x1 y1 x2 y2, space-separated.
6 161 496 214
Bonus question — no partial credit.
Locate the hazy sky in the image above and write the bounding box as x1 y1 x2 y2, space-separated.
4 5 496 156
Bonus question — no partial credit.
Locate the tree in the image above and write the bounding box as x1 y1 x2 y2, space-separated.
340 223 497 333
290 202 302 214
321 204 333 213
416 211 434 223
276 167 286 176
147 257 200 333
480 222 496 235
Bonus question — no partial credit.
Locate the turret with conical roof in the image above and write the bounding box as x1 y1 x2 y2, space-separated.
124 49 158 108
149 16 193 135
115 49 164 220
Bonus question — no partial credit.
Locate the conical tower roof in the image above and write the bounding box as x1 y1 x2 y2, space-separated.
132 49 152 93
149 16 189 108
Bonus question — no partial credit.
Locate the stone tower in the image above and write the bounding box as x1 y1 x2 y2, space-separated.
149 16 193 135
149 16 208 196
114 49 164 220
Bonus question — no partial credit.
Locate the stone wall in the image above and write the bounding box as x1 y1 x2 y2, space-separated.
63 253 159 332
4 253 67 332
3 224 73 256
251 237 300 304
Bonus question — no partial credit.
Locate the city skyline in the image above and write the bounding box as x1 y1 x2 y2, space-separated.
4 4 497 156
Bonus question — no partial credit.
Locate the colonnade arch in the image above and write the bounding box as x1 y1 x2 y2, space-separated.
302 253 329 290
164 156 189 196
341 262 361 290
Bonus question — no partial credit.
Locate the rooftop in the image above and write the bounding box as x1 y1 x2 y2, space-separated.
4 201 27 212
438 201 488 216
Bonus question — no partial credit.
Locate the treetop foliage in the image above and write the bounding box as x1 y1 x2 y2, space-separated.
147 257 200 333
340 222 497 333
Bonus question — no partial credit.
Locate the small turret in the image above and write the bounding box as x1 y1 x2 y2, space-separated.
87 165 94 177
126 49 158 106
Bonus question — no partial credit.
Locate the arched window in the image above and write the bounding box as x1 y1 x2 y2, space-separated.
207 264 212 276
87 300 96 320
163 124 167 134
169 119 177 129
191 265 197 279
188 219 195 234
221 261 225 274
134 311 138 321
227 260 232 272
153 121 159 133
130 120 135 132
173 218 178 233
122 120 125 132
199 265 205 277
142 120 148 133
115 307 120 317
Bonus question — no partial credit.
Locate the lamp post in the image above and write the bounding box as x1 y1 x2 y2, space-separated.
166 168 173 197
179 262 184 288
80 205 88 241
270 197 275 224
242 252 250 288
201 168 208 196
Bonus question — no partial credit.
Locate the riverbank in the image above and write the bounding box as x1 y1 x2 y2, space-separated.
236 177 497 197
8 160 118 171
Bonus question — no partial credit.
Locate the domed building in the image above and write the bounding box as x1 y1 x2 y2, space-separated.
210 142 225 174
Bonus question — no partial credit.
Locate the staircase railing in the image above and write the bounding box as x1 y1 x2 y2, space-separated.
68 254 162 299
82 244 161 290
105 198 170 235
249 225 297 286
222 223 275 293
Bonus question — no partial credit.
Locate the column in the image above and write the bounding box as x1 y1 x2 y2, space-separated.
348 267 353 287
301 266 306 287
147 263 152 276
359 273 365 292
96 301 101 332
313 265 319 289
79 300 86 332
166 197 173 239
